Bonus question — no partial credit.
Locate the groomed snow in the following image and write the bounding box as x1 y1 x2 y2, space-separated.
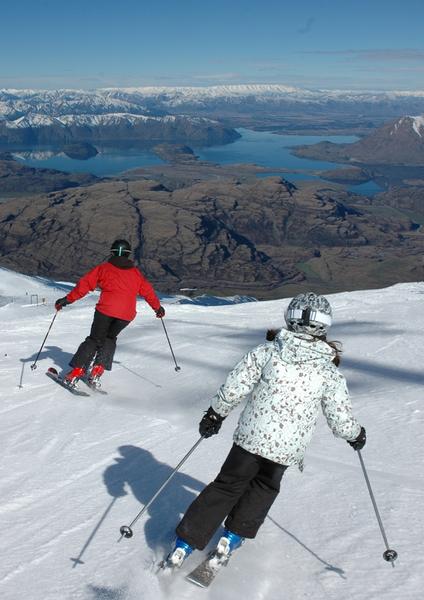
0 267 423 600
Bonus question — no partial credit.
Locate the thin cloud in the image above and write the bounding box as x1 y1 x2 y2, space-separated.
301 48 424 61
191 73 242 81
248 61 288 71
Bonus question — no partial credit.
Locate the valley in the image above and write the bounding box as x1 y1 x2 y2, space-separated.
1 85 424 299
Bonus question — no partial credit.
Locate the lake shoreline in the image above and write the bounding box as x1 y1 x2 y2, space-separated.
4 128 385 196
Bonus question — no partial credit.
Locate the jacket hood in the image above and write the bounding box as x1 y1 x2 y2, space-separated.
108 256 134 270
275 328 335 365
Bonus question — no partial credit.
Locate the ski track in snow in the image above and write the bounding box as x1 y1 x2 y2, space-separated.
0 269 424 599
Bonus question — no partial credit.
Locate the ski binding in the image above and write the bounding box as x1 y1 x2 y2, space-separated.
46 367 90 397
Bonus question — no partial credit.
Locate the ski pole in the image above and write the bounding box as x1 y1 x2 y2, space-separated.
357 450 398 566
119 437 203 541
160 317 181 372
30 311 59 370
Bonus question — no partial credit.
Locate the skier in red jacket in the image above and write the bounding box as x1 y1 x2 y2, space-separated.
55 239 164 386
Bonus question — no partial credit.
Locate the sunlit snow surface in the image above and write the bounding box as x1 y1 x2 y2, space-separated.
0 267 423 600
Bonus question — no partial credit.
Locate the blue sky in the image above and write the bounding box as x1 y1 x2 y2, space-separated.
1 0 424 90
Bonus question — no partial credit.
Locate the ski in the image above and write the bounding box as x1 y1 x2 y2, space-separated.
46 367 90 397
81 378 108 395
185 549 230 588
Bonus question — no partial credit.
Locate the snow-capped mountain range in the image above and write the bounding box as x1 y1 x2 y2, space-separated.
3 113 213 130
0 93 239 146
1 84 424 149
1 85 424 122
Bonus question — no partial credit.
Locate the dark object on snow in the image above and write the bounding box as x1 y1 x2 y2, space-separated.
70 310 130 371
348 426 366 450
186 535 242 588
266 329 279 341
55 296 70 311
177 443 287 549
59 247 161 373
46 367 90 396
199 407 225 438
156 306 165 318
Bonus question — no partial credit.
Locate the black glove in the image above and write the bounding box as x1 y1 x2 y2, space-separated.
55 297 70 311
199 407 225 438
347 426 366 451
155 306 165 318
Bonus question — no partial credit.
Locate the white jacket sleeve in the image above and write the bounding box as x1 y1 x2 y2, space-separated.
320 367 361 441
211 344 271 417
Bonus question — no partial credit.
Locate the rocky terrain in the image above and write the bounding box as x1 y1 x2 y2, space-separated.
372 185 424 223
123 144 286 189
0 171 423 298
0 153 98 195
319 166 371 185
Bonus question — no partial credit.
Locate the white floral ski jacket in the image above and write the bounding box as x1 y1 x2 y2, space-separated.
211 329 361 469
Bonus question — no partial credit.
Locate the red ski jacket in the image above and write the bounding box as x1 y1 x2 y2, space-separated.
66 258 161 321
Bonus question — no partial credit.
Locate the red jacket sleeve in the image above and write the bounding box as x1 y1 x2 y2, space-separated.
66 265 101 303
138 273 161 311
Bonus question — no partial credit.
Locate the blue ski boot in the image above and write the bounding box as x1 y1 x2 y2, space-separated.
216 529 245 557
166 537 194 568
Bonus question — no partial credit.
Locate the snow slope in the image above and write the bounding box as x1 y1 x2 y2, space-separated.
0 267 423 600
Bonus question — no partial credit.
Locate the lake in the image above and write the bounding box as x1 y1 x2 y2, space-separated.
11 128 382 195
11 145 164 176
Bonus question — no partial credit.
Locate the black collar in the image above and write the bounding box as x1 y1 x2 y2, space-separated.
108 256 134 270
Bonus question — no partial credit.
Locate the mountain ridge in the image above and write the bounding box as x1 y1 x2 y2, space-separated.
293 114 424 165
2 86 424 120
1 173 423 298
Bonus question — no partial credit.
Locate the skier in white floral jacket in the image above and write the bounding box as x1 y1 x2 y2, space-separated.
167 292 366 567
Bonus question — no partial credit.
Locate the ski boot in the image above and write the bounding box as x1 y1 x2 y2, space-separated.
215 529 245 557
63 366 86 388
87 364 105 388
165 537 194 569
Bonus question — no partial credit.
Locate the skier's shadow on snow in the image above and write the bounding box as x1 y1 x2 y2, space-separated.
266 515 346 578
331 320 405 337
19 345 73 387
103 445 204 553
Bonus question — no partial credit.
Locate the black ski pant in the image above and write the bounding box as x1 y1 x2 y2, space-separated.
176 443 288 550
70 310 130 371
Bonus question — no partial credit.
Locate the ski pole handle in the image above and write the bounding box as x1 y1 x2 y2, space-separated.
31 311 59 370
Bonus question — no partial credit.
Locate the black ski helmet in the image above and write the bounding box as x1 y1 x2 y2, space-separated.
111 239 132 257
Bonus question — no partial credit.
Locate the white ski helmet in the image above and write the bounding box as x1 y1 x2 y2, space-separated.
285 292 332 336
